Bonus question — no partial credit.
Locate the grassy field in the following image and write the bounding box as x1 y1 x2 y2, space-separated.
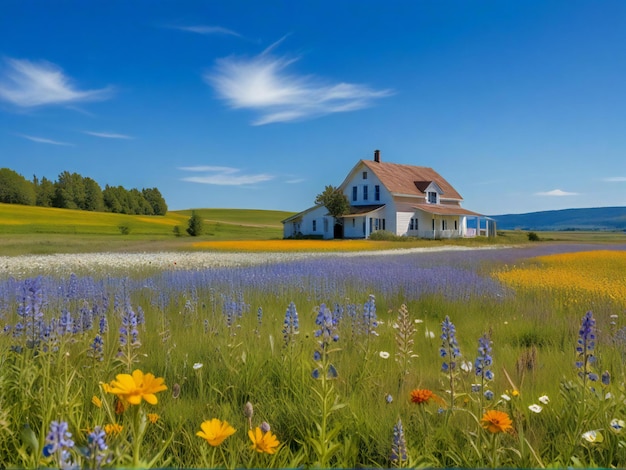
2 202 626 256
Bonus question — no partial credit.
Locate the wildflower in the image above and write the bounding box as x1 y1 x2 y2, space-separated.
460 361 473 373
410 388 441 405
610 419 625 433
484 390 494 400
511 389 520 397
471 383 482 392
282 301 300 345
147 413 159 424
528 404 543 413
538 395 549 405
425 329 435 339
361 294 379 336
582 430 604 443
43 420 75 468
480 410 513 434
500 394 511 402
385 393 393 404
172 383 181 399
104 423 123 436
602 370 611 386
91 396 102 408
193 363 203 370
260 421 271 433
103 369 167 405
379 351 390 359
86 426 108 468
197 419 236 446
390 418 408 464
248 426 280 454
440 316 461 372
576 311 597 381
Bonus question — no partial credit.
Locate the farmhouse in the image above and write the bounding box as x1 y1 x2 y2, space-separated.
282 150 495 240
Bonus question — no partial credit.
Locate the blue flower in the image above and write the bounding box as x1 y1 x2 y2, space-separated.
43 420 75 469
440 316 461 372
474 334 493 381
390 418 408 463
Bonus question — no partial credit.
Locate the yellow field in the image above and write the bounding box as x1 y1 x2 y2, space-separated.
192 239 397 252
494 250 626 306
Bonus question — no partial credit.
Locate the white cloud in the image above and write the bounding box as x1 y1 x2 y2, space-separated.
18 134 74 146
170 25 241 37
179 166 274 186
205 42 393 125
84 131 133 139
604 176 626 182
0 58 112 107
285 178 305 184
534 189 579 197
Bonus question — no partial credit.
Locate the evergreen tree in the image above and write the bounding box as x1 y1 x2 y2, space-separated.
186 211 204 236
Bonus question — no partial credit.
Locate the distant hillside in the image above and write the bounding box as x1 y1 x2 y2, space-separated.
490 206 626 231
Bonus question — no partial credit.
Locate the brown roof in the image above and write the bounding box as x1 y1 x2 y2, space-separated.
413 203 482 216
340 204 386 216
360 160 463 200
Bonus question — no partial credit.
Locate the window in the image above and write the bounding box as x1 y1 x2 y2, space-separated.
362 171 368 179
352 186 357 202
428 191 438 204
352 218 355 228
409 218 418 231
382 219 386 230
454 220 458 230
312 220 317 231
374 185 380 201
442 220 446 230
409 219 414 230
432 219 435 230
324 218 329 233
363 185 368 201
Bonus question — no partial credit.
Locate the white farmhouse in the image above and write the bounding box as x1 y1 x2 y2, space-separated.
282 150 494 239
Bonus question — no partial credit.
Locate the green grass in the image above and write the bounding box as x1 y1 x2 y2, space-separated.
0 203 294 255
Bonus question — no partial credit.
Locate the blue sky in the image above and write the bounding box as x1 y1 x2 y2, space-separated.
1 1 625 215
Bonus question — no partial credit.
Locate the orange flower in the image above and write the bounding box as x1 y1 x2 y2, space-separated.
91 395 102 408
248 427 280 454
104 423 123 436
481 410 513 434
147 413 160 424
410 388 442 405
104 369 167 406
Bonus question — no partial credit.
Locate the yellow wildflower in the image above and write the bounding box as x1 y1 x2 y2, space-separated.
197 419 236 446
104 369 167 405
248 426 280 454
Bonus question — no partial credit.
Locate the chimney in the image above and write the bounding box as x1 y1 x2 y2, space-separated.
374 149 380 163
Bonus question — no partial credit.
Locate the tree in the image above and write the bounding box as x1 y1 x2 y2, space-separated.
314 185 350 219
83 177 105 211
0 168 35 205
186 211 204 236
142 187 168 215
34 176 55 207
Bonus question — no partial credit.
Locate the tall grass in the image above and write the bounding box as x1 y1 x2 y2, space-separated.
0 246 626 467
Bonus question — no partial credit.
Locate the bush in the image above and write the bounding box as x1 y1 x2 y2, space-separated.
186 211 204 237
173 225 182 237
118 223 131 235
527 231 540 241
369 230 413 241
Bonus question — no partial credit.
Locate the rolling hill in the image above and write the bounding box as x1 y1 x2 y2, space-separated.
490 206 626 231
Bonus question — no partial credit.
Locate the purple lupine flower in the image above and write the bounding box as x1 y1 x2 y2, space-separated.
440 316 461 372
312 303 340 379
89 334 104 362
362 294 379 336
119 302 140 348
86 426 108 469
43 420 75 469
602 370 611 386
282 302 299 345
474 334 493 381
390 418 408 464
576 311 597 382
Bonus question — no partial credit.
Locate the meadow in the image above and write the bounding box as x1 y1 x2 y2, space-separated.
1 241 626 468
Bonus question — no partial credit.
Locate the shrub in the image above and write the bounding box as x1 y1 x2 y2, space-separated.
118 223 131 235
527 231 540 241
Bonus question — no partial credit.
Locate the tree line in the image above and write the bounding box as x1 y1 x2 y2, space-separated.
0 168 168 216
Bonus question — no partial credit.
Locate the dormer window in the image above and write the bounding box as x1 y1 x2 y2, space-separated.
427 191 438 204
362 171 368 180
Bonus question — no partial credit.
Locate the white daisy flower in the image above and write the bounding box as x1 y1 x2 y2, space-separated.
528 404 543 413
538 395 549 405
379 351 390 359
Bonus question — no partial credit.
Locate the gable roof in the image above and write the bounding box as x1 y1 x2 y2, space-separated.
359 159 463 200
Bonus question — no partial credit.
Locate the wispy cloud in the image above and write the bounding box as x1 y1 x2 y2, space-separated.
603 176 626 182
285 178 306 184
167 25 241 37
18 134 74 146
179 166 274 186
535 189 579 196
0 58 113 108
205 39 393 125
84 131 133 139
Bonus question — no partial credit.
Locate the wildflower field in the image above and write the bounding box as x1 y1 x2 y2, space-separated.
1 243 626 468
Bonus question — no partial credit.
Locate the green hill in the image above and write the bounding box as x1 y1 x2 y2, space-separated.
0 203 295 255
